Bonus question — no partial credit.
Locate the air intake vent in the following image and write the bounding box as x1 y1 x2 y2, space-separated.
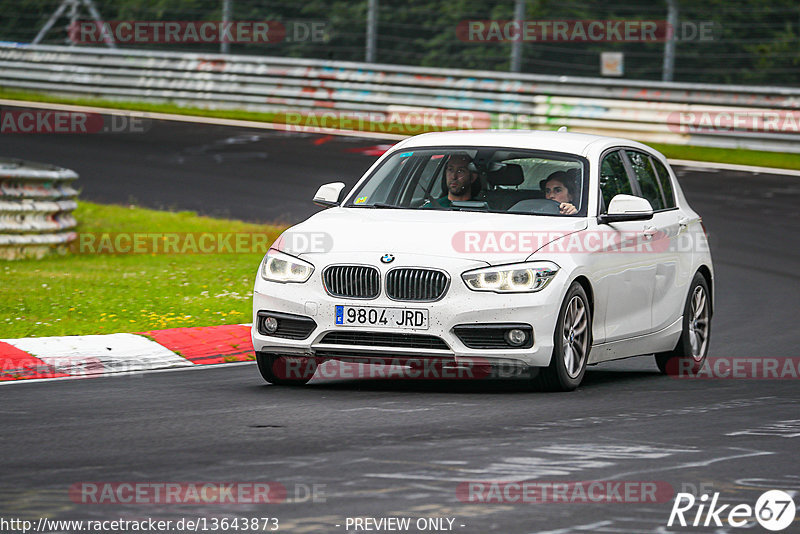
323 265 380 299
386 268 448 301
453 324 533 349
320 331 450 350
256 311 317 339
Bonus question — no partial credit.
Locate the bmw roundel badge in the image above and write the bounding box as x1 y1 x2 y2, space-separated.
381 253 395 264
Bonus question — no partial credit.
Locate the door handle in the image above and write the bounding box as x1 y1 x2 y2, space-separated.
643 226 657 240
679 217 691 228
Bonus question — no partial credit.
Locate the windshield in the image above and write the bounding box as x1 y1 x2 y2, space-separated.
344 147 588 216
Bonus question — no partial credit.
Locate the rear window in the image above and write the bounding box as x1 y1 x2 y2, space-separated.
650 157 677 209
626 150 666 211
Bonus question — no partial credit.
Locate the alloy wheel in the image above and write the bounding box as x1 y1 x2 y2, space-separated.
688 285 709 361
562 295 589 378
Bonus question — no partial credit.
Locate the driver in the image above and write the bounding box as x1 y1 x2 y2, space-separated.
423 153 477 208
541 169 579 215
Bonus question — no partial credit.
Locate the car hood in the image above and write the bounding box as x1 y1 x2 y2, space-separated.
275 207 588 265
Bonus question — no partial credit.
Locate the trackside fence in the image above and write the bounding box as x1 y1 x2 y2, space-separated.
1 43 800 153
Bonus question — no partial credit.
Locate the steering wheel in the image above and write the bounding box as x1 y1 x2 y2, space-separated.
541 198 564 214
508 198 563 215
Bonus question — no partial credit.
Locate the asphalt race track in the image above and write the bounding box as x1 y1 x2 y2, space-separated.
2 112 799 533
2 110 381 224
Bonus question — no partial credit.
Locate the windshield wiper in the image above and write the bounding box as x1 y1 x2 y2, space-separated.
449 200 490 211
370 202 413 209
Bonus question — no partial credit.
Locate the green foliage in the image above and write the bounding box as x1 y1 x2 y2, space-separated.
1 0 797 85
648 143 800 170
0 201 286 338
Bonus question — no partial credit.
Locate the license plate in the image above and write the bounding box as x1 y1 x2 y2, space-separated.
335 305 429 329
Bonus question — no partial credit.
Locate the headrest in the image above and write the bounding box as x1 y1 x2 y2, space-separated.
487 163 524 186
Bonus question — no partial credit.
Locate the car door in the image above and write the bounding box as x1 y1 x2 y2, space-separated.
592 149 656 343
622 149 680 334
648 154 696 331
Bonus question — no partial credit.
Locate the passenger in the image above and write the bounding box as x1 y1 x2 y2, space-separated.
423 153 478 208
541 169 579 215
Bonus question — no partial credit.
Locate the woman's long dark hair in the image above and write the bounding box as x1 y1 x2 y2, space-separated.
540 168 579 200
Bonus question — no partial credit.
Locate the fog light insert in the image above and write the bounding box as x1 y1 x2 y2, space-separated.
505 328 527 346
264 316 279 333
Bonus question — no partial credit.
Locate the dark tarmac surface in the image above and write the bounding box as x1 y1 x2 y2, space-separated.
2 112 799 533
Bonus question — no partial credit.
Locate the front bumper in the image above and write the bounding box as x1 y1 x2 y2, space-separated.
252 260 564 369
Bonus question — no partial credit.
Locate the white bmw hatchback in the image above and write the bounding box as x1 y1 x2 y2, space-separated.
252 130 713 390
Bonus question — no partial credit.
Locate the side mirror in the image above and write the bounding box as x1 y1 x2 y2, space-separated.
313 182 346 208
598 194 653 223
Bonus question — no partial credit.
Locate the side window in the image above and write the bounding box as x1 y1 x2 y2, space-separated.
599 150 631 212
649 157 676 209
626 150 665 211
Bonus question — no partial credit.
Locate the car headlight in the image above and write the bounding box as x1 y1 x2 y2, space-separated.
260 249 314 283
462 261 559 292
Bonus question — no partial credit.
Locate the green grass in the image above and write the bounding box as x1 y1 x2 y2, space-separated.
0 87 446 135
4 87 800 170
0 87 430 135
0 87 287 124
648 143 800 170
0 202 286 338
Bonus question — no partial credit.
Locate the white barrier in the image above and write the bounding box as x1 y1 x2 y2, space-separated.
1 43 800 152
0 158 78 260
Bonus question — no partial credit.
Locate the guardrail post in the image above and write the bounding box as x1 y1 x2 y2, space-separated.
510 0 525 73
221 0 232 54
366 0 378 63
662 0 678 81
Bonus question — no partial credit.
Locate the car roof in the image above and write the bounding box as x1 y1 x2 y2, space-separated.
393 129 662 160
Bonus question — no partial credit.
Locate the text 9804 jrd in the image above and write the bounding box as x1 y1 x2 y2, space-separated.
335 305 429 329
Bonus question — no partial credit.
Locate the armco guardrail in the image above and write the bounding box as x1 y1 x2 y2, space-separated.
0 158 78 260
1 43 800 152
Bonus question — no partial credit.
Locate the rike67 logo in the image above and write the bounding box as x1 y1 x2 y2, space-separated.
668 490 796 531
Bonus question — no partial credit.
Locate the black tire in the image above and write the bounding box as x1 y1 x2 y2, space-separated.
655 272 711 376
256 352 317 386
534 282 592 391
